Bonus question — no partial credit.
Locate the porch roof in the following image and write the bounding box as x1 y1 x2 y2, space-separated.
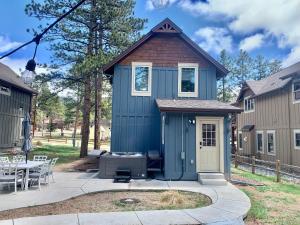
156 99 243 113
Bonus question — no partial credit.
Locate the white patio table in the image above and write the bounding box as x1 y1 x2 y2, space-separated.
2 161 45 190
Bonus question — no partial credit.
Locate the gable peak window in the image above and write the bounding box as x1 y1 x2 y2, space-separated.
244 96 255 112
131 62 152 96
0 84 11 96
293 80 300 103
178 63 198 97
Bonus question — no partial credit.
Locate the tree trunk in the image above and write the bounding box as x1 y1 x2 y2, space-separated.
73 94 82 147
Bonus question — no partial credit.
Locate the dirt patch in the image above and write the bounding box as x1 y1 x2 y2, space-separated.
0 190 211 220
54 157 98 172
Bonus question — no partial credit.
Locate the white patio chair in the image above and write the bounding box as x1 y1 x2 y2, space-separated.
12 155 26 163
33 155 48 162
0 157 10 163
29 161 50 190
0 163 24 192
46 158 59 182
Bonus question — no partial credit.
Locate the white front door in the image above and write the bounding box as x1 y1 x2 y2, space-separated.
196 117 224 172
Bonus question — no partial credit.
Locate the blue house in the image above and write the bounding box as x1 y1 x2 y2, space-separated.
103 18 241 182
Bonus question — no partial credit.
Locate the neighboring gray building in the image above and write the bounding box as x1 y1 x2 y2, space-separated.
236 62 300 166
0 62 36 150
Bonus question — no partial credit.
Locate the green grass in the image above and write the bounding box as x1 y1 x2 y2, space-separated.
233 168 300 224
29 144 80 164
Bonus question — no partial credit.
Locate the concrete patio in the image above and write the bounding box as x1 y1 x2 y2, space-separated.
0 172 250 225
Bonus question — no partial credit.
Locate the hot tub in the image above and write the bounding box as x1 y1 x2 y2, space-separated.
98 152 147 179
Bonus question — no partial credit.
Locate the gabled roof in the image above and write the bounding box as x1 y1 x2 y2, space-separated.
237 61 300 101
103 18 228 77
156 99 242 113
0 62 37 94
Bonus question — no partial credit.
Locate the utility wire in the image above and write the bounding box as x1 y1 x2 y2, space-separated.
0 0 86 60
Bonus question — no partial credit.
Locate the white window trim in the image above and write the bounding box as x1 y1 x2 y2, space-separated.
238 131 243 151
267 130 276 155
244 96 255 113
256 130 264 153
0 85 11 96
131 62 152 96
20 118 24 139
178 63 198 97
292 80 300 104
293 129 300 150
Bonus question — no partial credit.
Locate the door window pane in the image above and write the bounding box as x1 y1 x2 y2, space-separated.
135 67 149 91
202 123 216 147
181 68 195 92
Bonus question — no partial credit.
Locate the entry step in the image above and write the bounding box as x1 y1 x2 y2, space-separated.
198 173 227 186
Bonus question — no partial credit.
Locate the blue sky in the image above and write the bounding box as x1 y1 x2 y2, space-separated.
0 0 299 74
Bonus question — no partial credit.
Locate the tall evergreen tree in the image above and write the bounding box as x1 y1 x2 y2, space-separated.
233 50 253 87
25 0 146 157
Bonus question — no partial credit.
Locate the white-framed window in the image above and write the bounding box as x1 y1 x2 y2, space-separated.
267 130 276 155
292 80 300 104
244 96 255 112
20 118 24 139
294 129 300 150
178 63 198 97
238 131 243 151
0 84 11 96
256 131 264 153
131 62 152 96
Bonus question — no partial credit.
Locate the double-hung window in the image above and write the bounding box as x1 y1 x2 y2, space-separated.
293 80 300 103
178 63 198 97
256 131 264 153
267 130 276 155
0 84 11 96
238 131 243 151
131 62 152 96
294 130 300 150
244 96 255 112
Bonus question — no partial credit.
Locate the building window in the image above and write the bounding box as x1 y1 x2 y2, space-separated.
238 131 243 151
244 96 255 112
0 84 11 96
256 131 264 153
131 62 152 96
20 118 24 139
178 63 198 97
294 130 300 150
293 80 300 103
267 130 276 155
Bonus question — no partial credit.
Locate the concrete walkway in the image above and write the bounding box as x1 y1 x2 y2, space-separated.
0 172 250 225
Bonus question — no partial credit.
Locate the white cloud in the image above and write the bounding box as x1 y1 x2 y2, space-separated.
0 57 49 76
239 34 265 52
195 27 233 54
146 0 177 10
0 36 22 53
179 0 300 66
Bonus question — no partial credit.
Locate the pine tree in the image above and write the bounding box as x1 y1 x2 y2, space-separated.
25 0 146 157
233 50 253 87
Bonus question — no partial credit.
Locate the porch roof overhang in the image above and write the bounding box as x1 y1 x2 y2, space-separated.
156 99 243 114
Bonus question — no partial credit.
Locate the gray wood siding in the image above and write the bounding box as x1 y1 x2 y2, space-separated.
0 86 31 149
237 85 300 166
111 65 217 153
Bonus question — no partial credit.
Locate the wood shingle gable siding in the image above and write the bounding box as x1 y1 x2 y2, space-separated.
119 33 210 68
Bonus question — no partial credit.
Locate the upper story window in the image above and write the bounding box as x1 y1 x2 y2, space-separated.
256 131 264 153
131 62 152 96
178 63 198 97
244 96 255 112
293 80 300 103
0 84 11 96
267 130 276 155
